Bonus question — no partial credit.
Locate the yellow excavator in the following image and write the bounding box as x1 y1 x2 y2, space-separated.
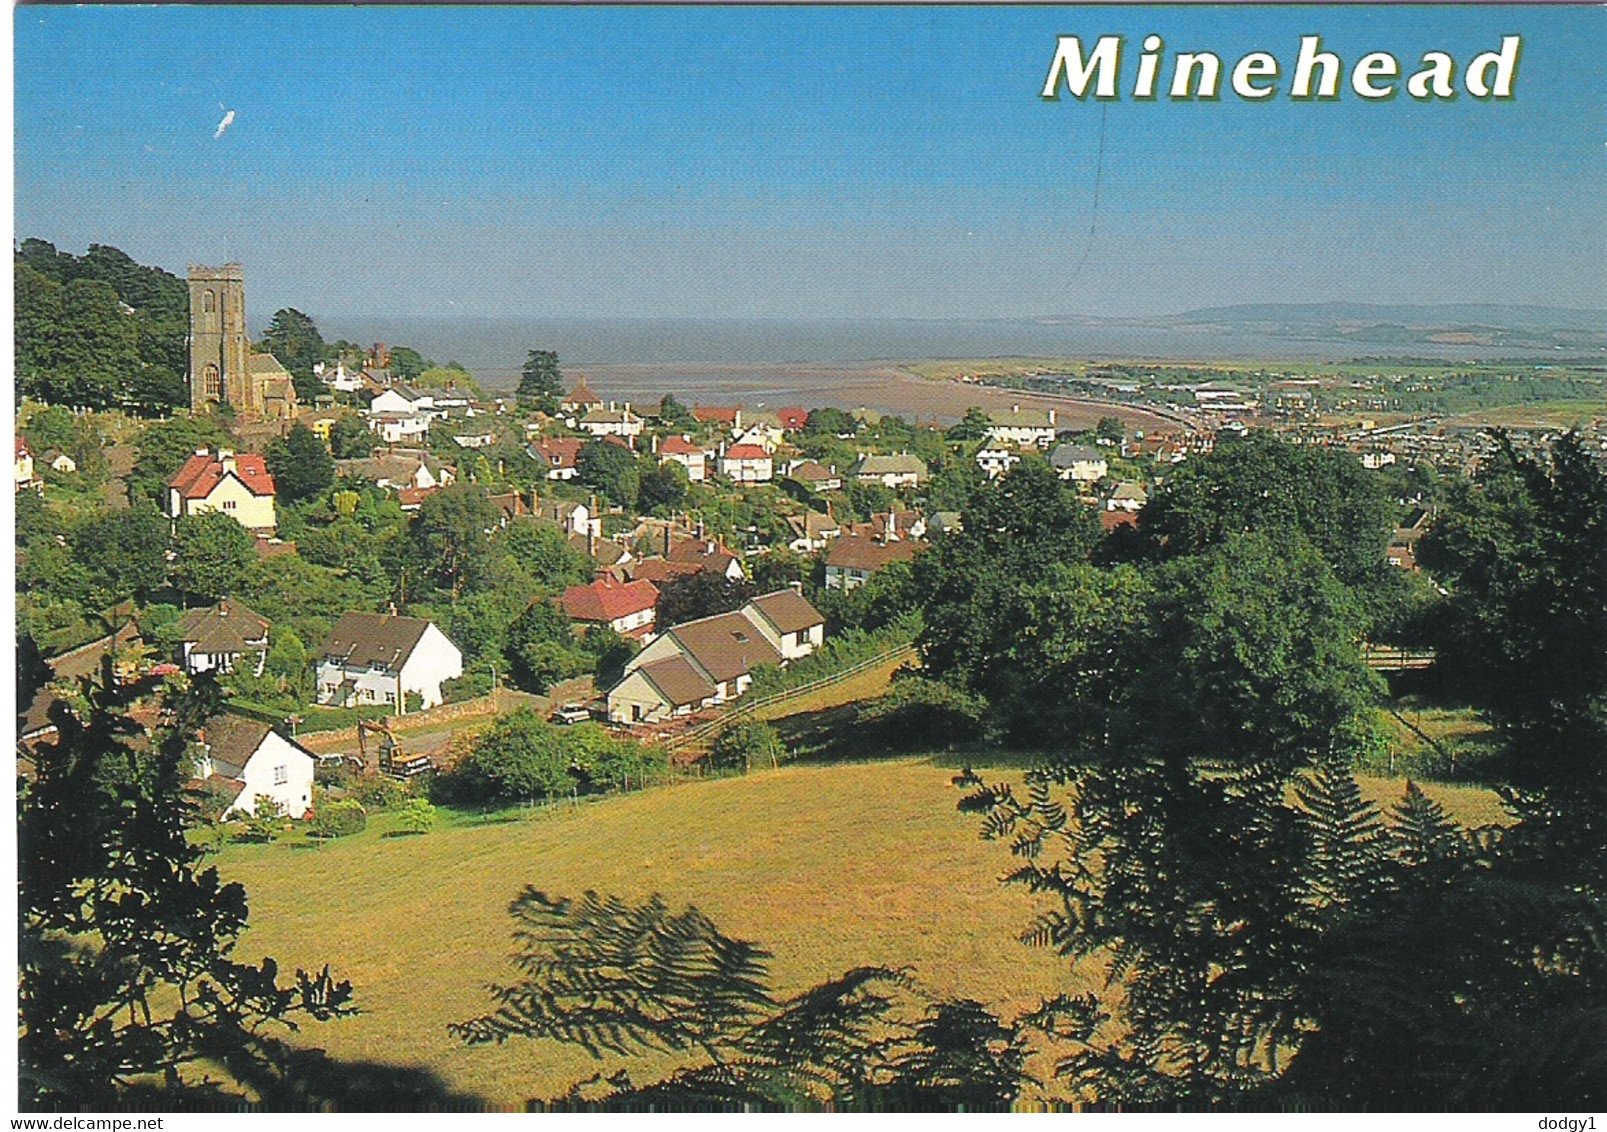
356 718 434 781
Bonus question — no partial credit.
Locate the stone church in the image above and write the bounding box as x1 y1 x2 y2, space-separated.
188 264 298 419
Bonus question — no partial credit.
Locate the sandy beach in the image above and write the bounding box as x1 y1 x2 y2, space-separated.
550 361 1183 433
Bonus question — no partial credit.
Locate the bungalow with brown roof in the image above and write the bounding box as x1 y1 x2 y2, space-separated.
825 532 918 591
173 599 271 676
606 588 823 723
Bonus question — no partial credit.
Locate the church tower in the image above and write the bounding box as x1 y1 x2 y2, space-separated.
188 264 253 415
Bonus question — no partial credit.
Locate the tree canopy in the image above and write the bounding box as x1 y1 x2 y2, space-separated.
518 349 564 409
19 663 352 1106
265 422 336 504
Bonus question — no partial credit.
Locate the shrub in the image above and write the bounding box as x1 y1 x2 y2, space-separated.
859 675 986 750
310 799 367 839
346 772 412 812
233 797 289 844
397 797 437 834
711 720 784 773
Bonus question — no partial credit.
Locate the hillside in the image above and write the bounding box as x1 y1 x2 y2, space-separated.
216 758 1503 1108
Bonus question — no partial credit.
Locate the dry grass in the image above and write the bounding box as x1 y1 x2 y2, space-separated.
217 757 1083 1107
216 749 1507 1106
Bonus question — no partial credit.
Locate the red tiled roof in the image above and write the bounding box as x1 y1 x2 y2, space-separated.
777 408 808 430
659 436 705 456
693 406 740 424
396 485 439 508
530 437 582 467
1100 510 1139 533
723 444 770 460
168 451 275 499
16 437 31 459
561 577 659 624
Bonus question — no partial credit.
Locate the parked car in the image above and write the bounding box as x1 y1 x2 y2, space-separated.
551 703 591 725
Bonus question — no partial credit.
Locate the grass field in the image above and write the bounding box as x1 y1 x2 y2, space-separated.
216 754 1507 1107
1446 398 1607 429
218 757 1086 1107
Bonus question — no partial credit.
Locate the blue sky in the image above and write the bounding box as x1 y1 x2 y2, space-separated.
14 5 1606 323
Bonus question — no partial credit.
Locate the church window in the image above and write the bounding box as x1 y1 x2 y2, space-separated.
203 290 216 313
203 364 222 401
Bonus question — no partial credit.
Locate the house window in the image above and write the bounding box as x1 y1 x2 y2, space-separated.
223 500 237 511
273 764 288 785
384 691 396 704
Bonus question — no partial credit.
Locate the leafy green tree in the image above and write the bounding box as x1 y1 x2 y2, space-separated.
1134 429 1395 593
945 406 993 442
637 460 688 514
575 440 640 508
265 422 336 504
518 349 564 409
416 364 484 397
955 532 1383 1103
501 520 592 594
656 571 755 629
657 393 696 429
130 414 236 505
803 407 857 439
328 414 373 458
916 461 1101 725
504 600 587 693
452 707 578 804
1095 416 1125 443
1417 432 1607 801
387 346 428 381
19 663 352 1107
260 309 330 402
397 797 438 835
71 504 171 609
170 512 257 603
407 484 504 598
711 719 784 772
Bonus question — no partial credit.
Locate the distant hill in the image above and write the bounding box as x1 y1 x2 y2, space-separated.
1166 303 1606 335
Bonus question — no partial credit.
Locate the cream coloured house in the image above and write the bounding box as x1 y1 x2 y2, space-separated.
165 448 277 533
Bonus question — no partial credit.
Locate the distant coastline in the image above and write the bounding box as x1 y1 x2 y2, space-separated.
321 313 1605 393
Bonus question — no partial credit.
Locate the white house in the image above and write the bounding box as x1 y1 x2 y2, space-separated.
986 406 1058 449
315 360 366 394
719 443 774 483
367 411 433 445
743 588 826 662
1049 443 1108 484
576 403 644 442
975 446 1021 480
656 435 709 482
194 714 316 820
315 612 463 714
15 438 37 492
851 453 928 489
369 386 437 416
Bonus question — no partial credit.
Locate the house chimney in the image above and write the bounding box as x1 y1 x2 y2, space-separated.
195 446 209 458
1049 408 1057 426
651 434 659 455
789 580 803 594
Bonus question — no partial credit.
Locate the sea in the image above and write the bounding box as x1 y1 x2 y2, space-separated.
319 316 1580 407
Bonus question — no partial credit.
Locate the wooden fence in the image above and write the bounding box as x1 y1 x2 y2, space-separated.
1363 645 1437 671
660 643 917 754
